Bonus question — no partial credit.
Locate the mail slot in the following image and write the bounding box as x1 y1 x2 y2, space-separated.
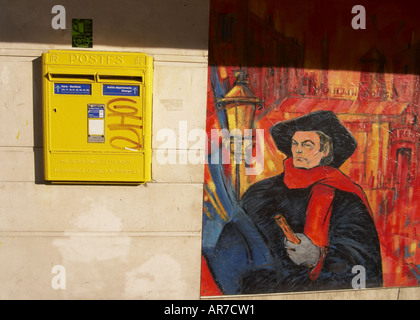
42 50 153 184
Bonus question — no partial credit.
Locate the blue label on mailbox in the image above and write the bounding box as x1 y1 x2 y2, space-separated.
103 85 139 96
54 83 91 95
88 105 105 118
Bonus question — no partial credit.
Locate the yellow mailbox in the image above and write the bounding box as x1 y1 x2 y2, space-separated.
42 50 153 184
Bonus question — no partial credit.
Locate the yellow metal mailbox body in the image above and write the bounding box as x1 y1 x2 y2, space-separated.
42 50 153 184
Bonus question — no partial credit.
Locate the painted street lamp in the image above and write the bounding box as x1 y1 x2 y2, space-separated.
216 69 263 199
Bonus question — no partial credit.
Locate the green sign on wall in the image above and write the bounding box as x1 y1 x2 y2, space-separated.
72 19 93 48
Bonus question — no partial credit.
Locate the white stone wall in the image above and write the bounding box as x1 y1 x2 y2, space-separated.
0 0 207 299
0 0 419 300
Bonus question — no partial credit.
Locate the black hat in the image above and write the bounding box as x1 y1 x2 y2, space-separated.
269 111 357 168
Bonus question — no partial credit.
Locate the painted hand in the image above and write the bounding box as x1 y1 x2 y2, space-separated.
284 233 321 267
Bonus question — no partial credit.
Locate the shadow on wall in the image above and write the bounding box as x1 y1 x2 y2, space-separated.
32 57 45 184
0 0 210 50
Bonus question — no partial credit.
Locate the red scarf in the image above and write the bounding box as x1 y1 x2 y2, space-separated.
283 157 372 279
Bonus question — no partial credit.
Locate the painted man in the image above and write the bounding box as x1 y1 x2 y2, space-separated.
204 111 383 294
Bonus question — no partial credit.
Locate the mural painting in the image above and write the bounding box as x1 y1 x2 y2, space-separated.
201 0 420 295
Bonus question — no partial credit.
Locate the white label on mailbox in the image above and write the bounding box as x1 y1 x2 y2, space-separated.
88 119 104 135
88 104 105 143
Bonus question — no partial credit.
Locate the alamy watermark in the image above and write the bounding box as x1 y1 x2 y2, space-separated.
351 265 366 289
155 121 265 176
51 265 66 290
51 4 367 31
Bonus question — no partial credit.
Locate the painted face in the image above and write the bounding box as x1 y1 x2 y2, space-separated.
291 131 329 169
